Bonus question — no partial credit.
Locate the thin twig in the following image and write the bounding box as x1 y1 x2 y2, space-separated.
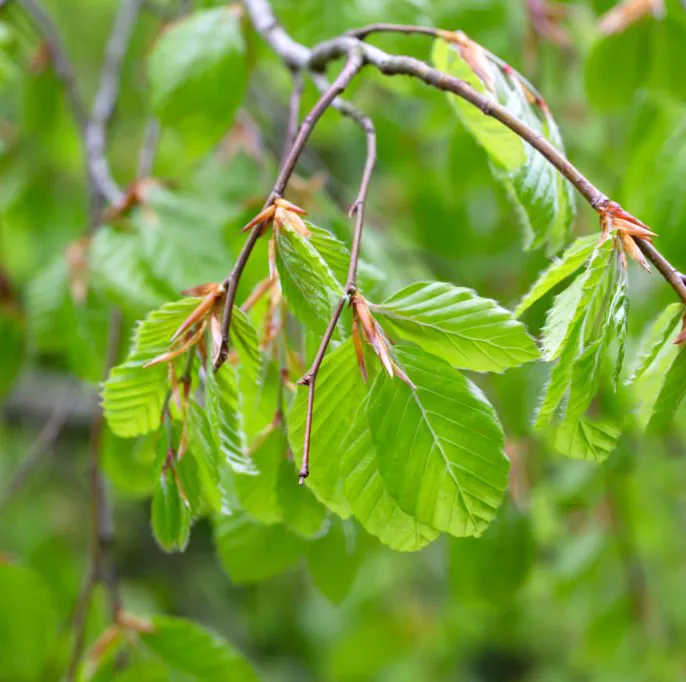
241 0 686 306
346 23 440 40
0 396 74 513
66 310 123 681
296 103 377 482
214 48 365 372
86 0 143 210
137 119 161 178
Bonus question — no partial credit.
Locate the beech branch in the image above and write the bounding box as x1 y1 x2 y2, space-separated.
240 0 686 306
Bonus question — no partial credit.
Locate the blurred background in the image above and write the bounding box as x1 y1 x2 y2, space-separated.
2 0 686 680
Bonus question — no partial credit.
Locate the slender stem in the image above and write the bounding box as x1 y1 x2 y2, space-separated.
214 49 364 371
66 310 123 681
137 119 161 178
0 395 74 513
297 295 348 482
86 0 143 210
298 104 377 482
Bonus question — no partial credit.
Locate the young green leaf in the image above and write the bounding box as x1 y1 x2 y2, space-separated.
340 399 439 552
103 297 199 438
541 239 614 361
648 346 686 432
275 223 343 334
432 38 575 252
627 302 684 383
147 8 248 155
140 615 260 682
213 512 306 584
551 417 622 463
151 468 192 553
308 223 385 294
515 234 598 317
369 346 509 538
373 281 540 373
206 362 256 476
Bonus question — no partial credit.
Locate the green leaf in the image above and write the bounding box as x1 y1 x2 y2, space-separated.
151 468 192 552
541 240 614 361
275 223 343 334
187 399 234 514
235 428 283 524
340 398 439 552
206 361 256 475
551 417 621 463
449 501 534 606
147 8 248 155
307 223 385 294
140 615 259 681
231 305 262 384
288 339 370 518
369 346 509 538
648 346 686 432
307 518 361 604
102 297 198 438
373 281 539 373
627 302 684 383
0 562 56 681
103 429 158 498
515 235 598 317
431 39 526 170
432 38 575 252
214 512 306 584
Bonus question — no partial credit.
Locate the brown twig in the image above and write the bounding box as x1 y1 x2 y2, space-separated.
214 48 365 372
346 23 440 40
66 310 123 681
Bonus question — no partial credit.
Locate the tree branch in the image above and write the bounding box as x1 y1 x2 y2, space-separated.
214 48 365 371
86 0 144 210
241 0 686 306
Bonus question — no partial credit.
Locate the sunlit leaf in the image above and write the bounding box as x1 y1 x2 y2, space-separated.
151 467 192 553
515 235 598 317
276 222 343 334
340 399 439 552
374 281 539 372
102 298 198 438
369 346 509 538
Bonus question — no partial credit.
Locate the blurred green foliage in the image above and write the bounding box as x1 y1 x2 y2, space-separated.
2 0 686 680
